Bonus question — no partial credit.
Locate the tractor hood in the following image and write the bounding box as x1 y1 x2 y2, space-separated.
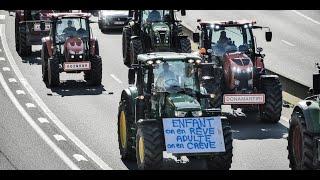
166 93 201 111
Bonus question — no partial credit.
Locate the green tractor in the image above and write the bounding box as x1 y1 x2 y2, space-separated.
288 63 320 170
117 52 233 170
122 10 191 67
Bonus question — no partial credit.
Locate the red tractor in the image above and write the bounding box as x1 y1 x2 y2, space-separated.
15 10 53 56
41 12 102 87
193 19 282 123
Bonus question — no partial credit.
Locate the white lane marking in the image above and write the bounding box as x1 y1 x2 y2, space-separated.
8 78 17 83
110 74 123 84
281 40 295 47
16 90 26 95
0 15 5 20
0 57 5 61
53 134 67 142
38 117 49 124
25 103 36 108
0 72 79 170
2 67 10 71
73 154 88 162
292 10 320 25
0 24 112 170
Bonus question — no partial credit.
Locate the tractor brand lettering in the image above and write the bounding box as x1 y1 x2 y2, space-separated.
224 94 265 104
163 117 225 153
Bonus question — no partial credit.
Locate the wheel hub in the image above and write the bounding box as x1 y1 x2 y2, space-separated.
120 111 127 149
292 125 303 164
139 137 145 164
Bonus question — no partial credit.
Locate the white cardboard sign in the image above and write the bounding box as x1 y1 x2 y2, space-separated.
163 117 226 154
223 94 265 104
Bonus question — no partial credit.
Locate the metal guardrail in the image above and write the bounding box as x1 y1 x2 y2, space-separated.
180 23 310 102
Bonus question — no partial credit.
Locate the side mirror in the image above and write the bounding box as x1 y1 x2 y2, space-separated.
266 31 272 42
257 47 263 53
40 21 46 31
128 68 136 85
313 70 320 95
197 19 201 22
193 33 200 43
181 10 186 16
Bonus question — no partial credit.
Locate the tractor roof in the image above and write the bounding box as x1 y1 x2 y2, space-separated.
137 52 201 63
199 19 257 26
48 13 91 19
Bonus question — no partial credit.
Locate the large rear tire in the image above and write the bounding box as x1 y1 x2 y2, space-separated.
136 123 164 170
129 38 143 67
122 26 132 66
87 56 102 86
179 37 191 53
17 24 32 57
206 120 233 170
117 99 136 161
48 58 60 87
288 110 319 170
41 43 49 83
259 78 282 123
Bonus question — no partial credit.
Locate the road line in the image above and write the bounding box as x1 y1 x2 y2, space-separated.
73 154 88 162
281 40 295 47
25 103 36 108
53 134 67 142
0 72 79 170
8 78 17 83
0 24 112 170
0 15 5 20
110 74 123 84
2 67 10 71
38 117 49 124
16 90 26 95
0 57 5 61
292 10 320 25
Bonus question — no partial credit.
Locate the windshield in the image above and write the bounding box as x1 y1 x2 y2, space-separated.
153 61 199 93
142 10 171 23
55 18 89 44
210 26 253 57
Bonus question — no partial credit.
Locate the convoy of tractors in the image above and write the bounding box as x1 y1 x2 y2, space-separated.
12 10 320 170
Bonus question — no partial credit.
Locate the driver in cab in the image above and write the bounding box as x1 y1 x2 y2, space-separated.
146 10 161 22
63 20 77 36
155 62 178 90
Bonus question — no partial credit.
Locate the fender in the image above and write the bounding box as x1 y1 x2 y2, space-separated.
42 37 53 57
121 86 138 121
130 36 139 40
260 74 279 80
136 119 158 127
293 100 320 133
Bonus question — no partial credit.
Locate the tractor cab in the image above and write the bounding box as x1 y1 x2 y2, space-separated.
122 10 190 67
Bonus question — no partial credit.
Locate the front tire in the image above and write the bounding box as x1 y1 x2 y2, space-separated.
136 123 164 170
129 38 143 67
48 58 60 87
206 121 233 170
288 110 319 170
259 78 282 123
41 43 48 83
122 26 132 66
117 99 136 160
17 24 32 57
178 37 191 53
87 56 102 86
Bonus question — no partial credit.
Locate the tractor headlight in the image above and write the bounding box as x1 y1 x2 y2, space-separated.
71 55 75 59
79 55 83 59
192 111 203 117
246 67 253 73
235 79 240 86
147 60 153 65
175 111 187 117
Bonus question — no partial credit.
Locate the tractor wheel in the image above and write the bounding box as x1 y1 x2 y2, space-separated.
206 121 233 170
129 39 143 66
94 40 99 56
288 110 319 170
259 78 282 123
117 99 136 161
17 24 32 57
41 43 49 83
87 56 102 86
136 123 164 170
15 17 19 52
179 37 191 53
122 26 132 66
47 58 60 87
